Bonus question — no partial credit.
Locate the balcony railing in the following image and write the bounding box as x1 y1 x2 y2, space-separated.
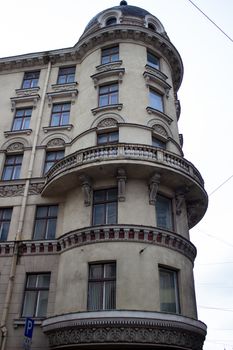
45 143 204 187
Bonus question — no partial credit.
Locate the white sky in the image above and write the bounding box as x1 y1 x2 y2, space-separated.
1 1 233 349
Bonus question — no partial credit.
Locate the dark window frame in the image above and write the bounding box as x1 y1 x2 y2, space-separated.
57 66 76 84
21 273 51 318
43 150 64 175
12 107 32 131
92 188 118 225
0 208 12 241
98 83 119 107
2 154 23 181
33 205 58 240
97 130 119 145
50 102 71 127
101 46 119 65
87 262 116 311
22 71 40 89
159 266 180 314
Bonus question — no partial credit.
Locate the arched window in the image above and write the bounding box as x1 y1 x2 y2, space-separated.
148 23 156 31
106 17 117 26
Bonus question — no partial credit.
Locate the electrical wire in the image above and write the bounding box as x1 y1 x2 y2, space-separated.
198 305 233 312
209 174 233 196
187 0 233 43
195 228 233 249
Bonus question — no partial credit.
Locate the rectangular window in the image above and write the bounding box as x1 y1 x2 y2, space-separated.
97 131 119 145
159 267 180 313
147 51 160 70
2 154 23 180
149 89 163 112
156 195 173 230
12 108 32 131
22 273 50 318
0 208 12 241
50 103 71 127
88 262 116 311
57 66 76 84
101 46 119 64
93 188 117 225
152 137 166 149
44 150 64 175
33 205 58 240
99 84 118 107
22 71 40 89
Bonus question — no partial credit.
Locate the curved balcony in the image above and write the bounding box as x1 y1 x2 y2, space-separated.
42 310 207 350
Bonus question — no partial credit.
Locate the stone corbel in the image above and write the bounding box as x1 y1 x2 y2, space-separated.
48 95 53 107
175 192 185 216
117 168 127 202
79 174 92 207
118 71 124 83
93 78 99 89
148 173 161 205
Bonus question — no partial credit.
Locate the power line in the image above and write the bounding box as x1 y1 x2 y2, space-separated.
209 174 233 196
198 305 233 312
196 228 233 249
196 261 233 265
187 0 233 43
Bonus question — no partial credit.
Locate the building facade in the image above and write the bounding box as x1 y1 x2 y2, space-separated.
0 2 208 349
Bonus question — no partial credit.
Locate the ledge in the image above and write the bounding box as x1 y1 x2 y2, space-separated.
47 89 78 106
91 68 125 87
42 310 206 349
96 60 123 72
10 94 40 111
15 86 40 96
91 103 123 115
146 106 173 124
51 82 78 92
13 319 43 328
143 71 171 97
43 124 73 133
4 129 32 137
145 64 168 81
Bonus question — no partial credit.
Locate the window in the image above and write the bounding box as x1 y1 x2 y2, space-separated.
12 108 32 131
148 23 156 31
22 273 50 318
22 71 40 89
33 205 58 240
2 154 23 180
50 103 71 127
152 137 166 149
97 131 119 145
106 17 117 26
101 46 119 65
57 66 76 84
99 84 118 107
149 89 163 112
147 51 160 69
159 267 180 313
0 208 12 241
93 188 117 225
88 262 116 311
44 150 64 175
156 195 173 230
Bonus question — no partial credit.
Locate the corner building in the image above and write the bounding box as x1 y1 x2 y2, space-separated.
0 2 208 349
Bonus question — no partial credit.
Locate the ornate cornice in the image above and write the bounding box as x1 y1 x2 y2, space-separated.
42 311 206 349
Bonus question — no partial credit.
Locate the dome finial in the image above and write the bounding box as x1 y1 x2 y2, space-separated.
120 0 128 6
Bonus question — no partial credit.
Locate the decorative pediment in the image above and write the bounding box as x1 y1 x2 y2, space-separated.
47 138 65 148
6 142 24 153
97 118 118 128
152 124 168 138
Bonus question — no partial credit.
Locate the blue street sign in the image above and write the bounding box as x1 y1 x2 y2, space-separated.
24 318 34 339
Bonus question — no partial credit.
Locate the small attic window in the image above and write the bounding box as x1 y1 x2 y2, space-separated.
106 17 117 26
148 23 156 31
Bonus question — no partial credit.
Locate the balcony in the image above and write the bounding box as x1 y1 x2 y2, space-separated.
42 310 207 350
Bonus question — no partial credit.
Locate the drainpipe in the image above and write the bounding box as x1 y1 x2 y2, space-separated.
0 57 52 350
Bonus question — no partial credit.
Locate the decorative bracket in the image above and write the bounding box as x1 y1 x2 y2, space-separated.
148 173 161 205
117 168 127 202
79 174 92 207
175 187 189 215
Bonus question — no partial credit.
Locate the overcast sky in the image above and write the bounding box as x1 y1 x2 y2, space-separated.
1 1 233 349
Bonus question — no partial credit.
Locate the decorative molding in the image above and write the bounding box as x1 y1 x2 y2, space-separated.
51 82 78 92
6 142 24 152
148 173 161 205
47 138 65 148
10 94 40 112
175 99 181 120
43 313 206 349
28 182 44 195
43 124 73 133
152 124 168 138
97 118 118 128
79 174 92 206
117 168 127 202
15 87 40 97
146 107 173 125
47 90 78 107
91 104 123 116
91 68 125 88
145 64 168 81
4 129 32 138
0 184 24 197
143 71 171 97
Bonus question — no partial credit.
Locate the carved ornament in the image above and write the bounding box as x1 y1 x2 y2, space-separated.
148 173 160 205
152 124 168 138
6 142 24 152
117 168 127 202
97 118 118 128
79 174 92 206
47 138 65 148
0 184 24 197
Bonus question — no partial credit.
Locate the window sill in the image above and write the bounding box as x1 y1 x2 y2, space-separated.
146 107 173 125
4 129 32 137
51 82 78 92
43 124 73 133
145 64 168 81
13 318 44 328
91 104 123 116
15 86 40 97
96 60 123 72
10 95 40 112
91 68 125 88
